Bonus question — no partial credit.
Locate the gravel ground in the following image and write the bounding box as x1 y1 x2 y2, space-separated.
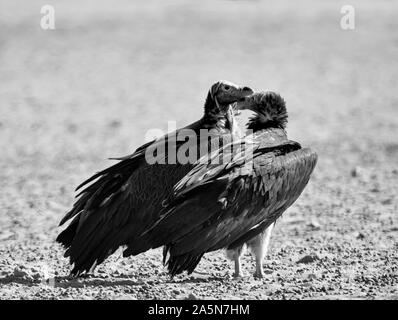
0 0 397 300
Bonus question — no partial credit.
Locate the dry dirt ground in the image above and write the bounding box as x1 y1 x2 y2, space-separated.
0 0 397 300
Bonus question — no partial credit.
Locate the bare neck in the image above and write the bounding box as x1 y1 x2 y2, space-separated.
201 91 229 130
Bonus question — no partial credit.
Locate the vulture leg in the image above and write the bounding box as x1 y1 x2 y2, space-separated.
226 244 246 278
234 255 243 278
248 224 274 278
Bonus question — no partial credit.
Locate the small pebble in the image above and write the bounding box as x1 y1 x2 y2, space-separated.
186 293 199 300
356 233 365 240
381 199 392 205
307 220 321 230
297 254 320 264
350 167 362 177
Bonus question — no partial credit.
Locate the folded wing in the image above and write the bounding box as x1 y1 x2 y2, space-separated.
140 132 317 276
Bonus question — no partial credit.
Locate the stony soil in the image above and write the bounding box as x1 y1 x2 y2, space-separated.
0 0 397 299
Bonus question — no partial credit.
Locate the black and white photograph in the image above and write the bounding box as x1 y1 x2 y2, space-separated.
0 0 397 303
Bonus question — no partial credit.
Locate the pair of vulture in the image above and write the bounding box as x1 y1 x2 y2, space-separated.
57 81 317 278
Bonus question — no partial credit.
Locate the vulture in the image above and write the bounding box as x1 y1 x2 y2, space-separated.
56 80 253 275
139 92 318 278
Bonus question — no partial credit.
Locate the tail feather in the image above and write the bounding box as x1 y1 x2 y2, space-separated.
165 251 204 277
60 156 141 227
70 232 118 276
56 215 80 248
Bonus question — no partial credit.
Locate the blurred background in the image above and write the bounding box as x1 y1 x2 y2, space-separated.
0 0 397 299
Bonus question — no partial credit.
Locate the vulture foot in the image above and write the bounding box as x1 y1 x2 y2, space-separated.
253 269 265 279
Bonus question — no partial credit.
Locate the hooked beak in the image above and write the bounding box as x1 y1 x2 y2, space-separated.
236 94 256 111
235 86 254 102
230 86 254 112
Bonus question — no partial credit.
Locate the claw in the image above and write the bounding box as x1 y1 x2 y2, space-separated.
234 271 246 279
253 271 264 279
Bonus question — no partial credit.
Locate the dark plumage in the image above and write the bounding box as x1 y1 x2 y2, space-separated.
56 80 253 276
140 92 318 277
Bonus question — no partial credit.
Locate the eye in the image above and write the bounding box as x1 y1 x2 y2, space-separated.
224 85 230 91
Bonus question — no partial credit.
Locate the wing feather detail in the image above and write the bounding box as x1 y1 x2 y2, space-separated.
140 129 317 276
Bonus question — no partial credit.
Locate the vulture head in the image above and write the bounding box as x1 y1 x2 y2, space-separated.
204 80 253 119
237 91 288 130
